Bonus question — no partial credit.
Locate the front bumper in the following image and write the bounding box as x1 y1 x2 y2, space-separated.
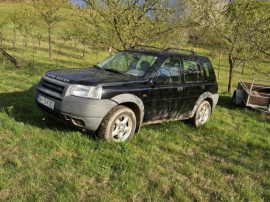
35 77 117 131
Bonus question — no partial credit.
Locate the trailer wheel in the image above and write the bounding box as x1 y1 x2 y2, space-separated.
232 90 244 106
232 91 237 104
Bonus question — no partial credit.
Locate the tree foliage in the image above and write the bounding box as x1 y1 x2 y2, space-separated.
10 7 35 48
83 0 175 49
182 0 270 93
29 0 69 60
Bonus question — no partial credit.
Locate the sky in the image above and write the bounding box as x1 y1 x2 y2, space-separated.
71 0 85 6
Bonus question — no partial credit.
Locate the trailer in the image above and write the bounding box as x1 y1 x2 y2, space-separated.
233 76 270 113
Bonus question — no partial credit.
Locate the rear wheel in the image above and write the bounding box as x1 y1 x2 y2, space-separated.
98 105 136 142
193 100 212 127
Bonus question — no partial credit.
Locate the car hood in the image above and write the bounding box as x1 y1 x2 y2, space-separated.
45 68 146 86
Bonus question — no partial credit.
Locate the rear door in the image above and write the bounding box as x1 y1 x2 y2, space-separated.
180 56 205 115
200 57 218 94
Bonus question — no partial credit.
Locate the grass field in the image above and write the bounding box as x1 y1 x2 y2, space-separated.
1 2 270 201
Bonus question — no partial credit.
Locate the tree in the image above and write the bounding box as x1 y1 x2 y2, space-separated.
69 6 100 57
10 8 35 48
182 0 268 93
54 32 71 68
30 0 68 60
82 0 175 50
0 19 7 47
244 2 270 65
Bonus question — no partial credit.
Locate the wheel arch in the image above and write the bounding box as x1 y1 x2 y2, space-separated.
191 92 219 117
205 97 214 111
110 94 144 133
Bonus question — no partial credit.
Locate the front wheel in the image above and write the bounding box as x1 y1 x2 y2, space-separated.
98 105 136 142
193 100 212 127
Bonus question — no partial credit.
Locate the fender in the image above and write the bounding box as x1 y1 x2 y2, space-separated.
110 94 145 132
190 92 219 117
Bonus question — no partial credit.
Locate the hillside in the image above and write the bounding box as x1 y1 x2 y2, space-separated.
0 2 270 201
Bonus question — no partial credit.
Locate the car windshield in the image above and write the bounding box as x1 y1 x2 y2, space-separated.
96 51 158 77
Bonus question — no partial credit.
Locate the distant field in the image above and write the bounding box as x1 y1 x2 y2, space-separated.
0 2 270 201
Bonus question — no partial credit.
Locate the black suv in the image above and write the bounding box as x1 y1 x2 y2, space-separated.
35 46 219 142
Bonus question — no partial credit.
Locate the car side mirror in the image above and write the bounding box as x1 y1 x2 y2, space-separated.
150 75 171 85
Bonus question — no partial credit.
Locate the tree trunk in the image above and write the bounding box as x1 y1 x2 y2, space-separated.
74 37 77 48
24 35 27 48
0 47 21 68
228 55 234 93
83 43 85 58
57 52 60 68
218 52 222 79
12 38 16 49
48 26 52 60
32 38 35 66
39 39 41 51
12 29 16 48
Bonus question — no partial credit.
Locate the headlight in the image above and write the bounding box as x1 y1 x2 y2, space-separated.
70 85 102 99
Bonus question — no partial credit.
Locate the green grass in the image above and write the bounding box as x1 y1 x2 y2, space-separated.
1 2 270 201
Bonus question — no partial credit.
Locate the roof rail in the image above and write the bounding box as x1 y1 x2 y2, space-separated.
163 48 196 55
129 45 164 51
129 45 197 55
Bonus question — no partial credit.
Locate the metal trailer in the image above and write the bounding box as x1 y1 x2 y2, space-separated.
233 76 270 113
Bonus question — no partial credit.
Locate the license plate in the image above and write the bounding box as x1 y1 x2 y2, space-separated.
37 95 55 110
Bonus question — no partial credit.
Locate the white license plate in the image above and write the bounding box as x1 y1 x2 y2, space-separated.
37 95 55 110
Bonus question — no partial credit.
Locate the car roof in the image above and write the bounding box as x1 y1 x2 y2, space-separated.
124 48 208 60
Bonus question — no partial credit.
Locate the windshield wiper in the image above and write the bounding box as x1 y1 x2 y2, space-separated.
105 69 129 76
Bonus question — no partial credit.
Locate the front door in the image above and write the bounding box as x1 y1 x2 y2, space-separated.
144 57 185 121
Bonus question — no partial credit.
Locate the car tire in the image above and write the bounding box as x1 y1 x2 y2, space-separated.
193 100 212 127
98 105 136 142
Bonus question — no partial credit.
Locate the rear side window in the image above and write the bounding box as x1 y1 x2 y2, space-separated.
201 60 216 82
183 59 202 83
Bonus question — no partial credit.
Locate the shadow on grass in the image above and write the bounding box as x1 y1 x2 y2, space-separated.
217 95 246 110
218 95 270 118
0 86 97 140
217 95 234 109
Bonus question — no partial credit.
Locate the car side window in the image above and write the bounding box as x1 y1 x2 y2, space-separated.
157 58 181 83
183 59 203 83
202 60 216 82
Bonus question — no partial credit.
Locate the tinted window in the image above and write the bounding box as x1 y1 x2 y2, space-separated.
183 59 202 83
157 58 181 83
202 60 216 82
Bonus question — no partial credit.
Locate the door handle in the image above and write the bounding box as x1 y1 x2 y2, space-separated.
201 85 205 90
177 87 184 92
